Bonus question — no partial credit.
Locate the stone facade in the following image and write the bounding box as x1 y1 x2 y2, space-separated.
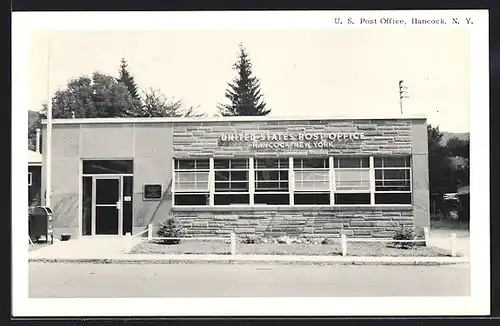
173 119 413 157
172 207 414 238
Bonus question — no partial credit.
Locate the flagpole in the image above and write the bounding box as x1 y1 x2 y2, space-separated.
45 35 52 207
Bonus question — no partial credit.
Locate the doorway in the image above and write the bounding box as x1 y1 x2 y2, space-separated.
81 159 134 236
93 176 121 235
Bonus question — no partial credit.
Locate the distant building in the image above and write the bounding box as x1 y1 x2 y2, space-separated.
28 128 42 207
28 150 42 206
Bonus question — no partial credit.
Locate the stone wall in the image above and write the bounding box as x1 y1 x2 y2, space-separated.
172 207 414 238
173 119 413 157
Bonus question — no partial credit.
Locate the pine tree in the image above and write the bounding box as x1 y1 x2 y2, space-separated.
118 58 141 103
217 44 271 116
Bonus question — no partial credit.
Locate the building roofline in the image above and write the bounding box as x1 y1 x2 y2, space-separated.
42 114 428 125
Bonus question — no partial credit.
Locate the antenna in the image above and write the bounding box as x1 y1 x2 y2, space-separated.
398 80 409 115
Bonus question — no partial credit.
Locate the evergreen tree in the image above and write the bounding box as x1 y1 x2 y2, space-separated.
217 44 271 116
118 58 142 111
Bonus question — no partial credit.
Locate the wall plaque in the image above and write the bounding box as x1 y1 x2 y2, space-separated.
143 184 162 200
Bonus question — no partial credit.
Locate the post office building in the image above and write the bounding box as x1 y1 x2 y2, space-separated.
40 115 430 239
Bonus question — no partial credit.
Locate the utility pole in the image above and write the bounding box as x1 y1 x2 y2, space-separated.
398 80 409 115
45 36 52 207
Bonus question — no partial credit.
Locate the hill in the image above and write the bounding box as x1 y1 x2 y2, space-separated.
441 131 469 145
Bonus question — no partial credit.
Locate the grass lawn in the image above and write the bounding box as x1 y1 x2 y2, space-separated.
129 240 456 257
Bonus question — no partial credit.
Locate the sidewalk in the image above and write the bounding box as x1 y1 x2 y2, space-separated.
28 234 469 266
29 236 141 259
29 252 469 266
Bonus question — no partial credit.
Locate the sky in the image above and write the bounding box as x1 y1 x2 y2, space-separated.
29 29 470 132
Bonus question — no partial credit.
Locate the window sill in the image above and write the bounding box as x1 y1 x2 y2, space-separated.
171 205 413 212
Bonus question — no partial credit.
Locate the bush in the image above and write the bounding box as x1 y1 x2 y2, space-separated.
392 225 416 249
157 218 186 245
241 234 260 244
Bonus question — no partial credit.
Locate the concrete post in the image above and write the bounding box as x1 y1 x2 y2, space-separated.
230 232 236 255
147 223 153 240
341 234 347 256
423 227 429 245
450 233 457 257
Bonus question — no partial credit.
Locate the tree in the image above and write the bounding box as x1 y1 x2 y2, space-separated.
28 106 47 152
117 58 142 112
427 124 453 217
445 137 470 159
141 88 204 118
217 43 271 116
445 137 470 188
27 72 137 150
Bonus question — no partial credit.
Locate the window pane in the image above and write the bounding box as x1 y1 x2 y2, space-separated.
215 181 249 192
213 159 230 169
254 193 289 205
293 158 329 169
214 194 249 205
375 193 412 204
82 176 92 236
255 158 289 169
174 194 208 206
215 182 230 191
335 193 371 204
255 181 288 192
374 157 410 168
83 160 133 174
335 157 369 168
231 159 249 169
335 169 370 191
215 170 230 181
295 180 329 191
255 170 289 181
294 193 330 205
214 159 249 169
176 159 209 170
295 170 329 182
177 173 195 182
230 171 248 181
375 169 410 180
175 181 209 191
384 157 410 168
375 180 411 192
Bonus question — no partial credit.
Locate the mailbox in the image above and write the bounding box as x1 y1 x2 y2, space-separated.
29 206 54 244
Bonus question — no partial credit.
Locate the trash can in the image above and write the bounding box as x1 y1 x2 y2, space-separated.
29 206 54 244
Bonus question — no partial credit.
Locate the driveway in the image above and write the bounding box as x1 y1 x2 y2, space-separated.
427 227 470 258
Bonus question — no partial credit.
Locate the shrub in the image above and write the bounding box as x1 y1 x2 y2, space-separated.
392 225 416 249
157 218 186 245
241 234 261 244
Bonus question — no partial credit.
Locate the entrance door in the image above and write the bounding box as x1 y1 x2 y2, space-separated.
93 177 122 235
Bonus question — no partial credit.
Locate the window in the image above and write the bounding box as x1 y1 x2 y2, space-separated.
83 160 133 174
173 159 209 206
333 157 371 204
254 158 289 205
214 159 249 205
293 158 330 205
374 157 412 204
171 155 413 207
28 172 32 186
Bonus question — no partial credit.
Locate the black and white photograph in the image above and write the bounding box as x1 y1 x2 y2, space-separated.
13 10 489 317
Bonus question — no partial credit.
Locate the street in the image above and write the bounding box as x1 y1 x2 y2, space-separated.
29 262 470 298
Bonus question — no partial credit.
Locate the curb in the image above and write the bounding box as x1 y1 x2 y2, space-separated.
28 257 469 266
